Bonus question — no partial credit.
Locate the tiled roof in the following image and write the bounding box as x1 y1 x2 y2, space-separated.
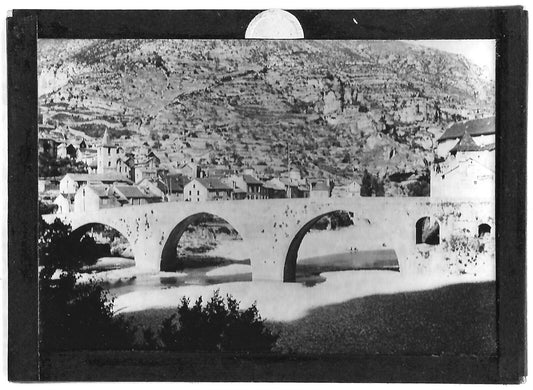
450 131 482 152
87 185 110 198
195 178 232 191
438 116 495 141
263 179 286 190
114 185 156 199
242 174 264 185
312 181 330 191
65 173 132 183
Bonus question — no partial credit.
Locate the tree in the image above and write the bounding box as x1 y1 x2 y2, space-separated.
38 217 109 276
38 218 136 352
39 200 57 215
39 271 137 352
159 290 278 352
360 169 385 197
39 154 88 177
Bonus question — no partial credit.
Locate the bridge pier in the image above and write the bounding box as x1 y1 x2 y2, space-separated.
132 240 164 272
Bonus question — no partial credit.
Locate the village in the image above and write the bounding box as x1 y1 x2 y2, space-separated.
31 37 502 368
38 114 495 215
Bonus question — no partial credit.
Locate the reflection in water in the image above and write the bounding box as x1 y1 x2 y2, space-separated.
94 249 399 297
294 249 400 287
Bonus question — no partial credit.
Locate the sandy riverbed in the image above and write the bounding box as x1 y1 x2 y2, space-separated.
113 269 494 322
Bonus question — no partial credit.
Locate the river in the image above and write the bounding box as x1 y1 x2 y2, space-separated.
88 248 399 298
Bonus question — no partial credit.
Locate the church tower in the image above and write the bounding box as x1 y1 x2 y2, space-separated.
97 129 119 174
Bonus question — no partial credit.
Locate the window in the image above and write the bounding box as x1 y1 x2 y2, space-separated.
478 223 491 237
189 190 191 195
108 161 111 167
108 147 111 155
416 217 440 245
197 190 200 195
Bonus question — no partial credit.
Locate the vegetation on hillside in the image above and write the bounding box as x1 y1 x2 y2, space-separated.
38 40 494 194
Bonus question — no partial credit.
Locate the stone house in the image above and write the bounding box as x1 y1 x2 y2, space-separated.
263 178 286 199
111 185 161 206
184 178 232 202
59 173 132 195
53 193 74 214
309 179 331 198
431 132 495 199
222 174 266 200
331 180 361 198
436 116 495 157
73 185 121 213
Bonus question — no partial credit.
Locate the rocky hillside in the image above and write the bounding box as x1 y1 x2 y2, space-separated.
38 39 494 194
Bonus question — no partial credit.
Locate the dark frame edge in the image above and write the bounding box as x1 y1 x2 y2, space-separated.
7 13 39 382
496 7 528 384
4 7 528 383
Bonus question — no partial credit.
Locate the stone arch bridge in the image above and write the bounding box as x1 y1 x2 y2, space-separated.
46 197 494 282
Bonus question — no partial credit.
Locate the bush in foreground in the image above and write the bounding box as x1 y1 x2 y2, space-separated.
159 291 278 353
39 217 136 351
39 271 137 351
39 217 110 276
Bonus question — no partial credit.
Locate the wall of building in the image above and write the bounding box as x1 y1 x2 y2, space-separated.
431 157 494 200
59 176 81 195
184 180 208 202
97 146 119 174
74 187 101 213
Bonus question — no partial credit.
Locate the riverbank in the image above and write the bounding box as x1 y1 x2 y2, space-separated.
122 279 496 356
270 281 497 355
117 269 494 322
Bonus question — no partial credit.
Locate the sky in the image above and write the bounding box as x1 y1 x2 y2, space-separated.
409 40 496 80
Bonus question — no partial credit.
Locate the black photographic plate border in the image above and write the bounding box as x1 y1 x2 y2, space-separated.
7 7 527 383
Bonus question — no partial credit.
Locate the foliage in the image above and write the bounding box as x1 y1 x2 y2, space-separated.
38 217 136 352
311 211 354 231
159 290 278 352
406 170 430 197
39 154 88 177
39 200 58 215
406 177 430 197
39 271 136 351
360 170 385 197
38 217 109 276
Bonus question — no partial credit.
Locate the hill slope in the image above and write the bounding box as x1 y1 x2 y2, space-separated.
38 39 494 194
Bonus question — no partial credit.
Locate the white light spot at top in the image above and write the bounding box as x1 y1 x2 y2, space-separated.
245 9 304 39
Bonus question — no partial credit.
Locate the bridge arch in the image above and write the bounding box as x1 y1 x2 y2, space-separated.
71 222 132 244
70 222 135 263
415 216 440 245
281 209 399 283
160 212 249 272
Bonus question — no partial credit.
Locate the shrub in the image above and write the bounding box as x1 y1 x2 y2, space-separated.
38 217 109 276
38 217 135 351
360 170 385 197
39 271 136 352
159 291 278 352
39 154 88 177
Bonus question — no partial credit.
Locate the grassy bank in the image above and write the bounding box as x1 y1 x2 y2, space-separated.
122 281 496 356
270 281 497 355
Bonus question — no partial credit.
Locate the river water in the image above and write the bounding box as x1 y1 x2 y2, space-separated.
91 249 399 298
